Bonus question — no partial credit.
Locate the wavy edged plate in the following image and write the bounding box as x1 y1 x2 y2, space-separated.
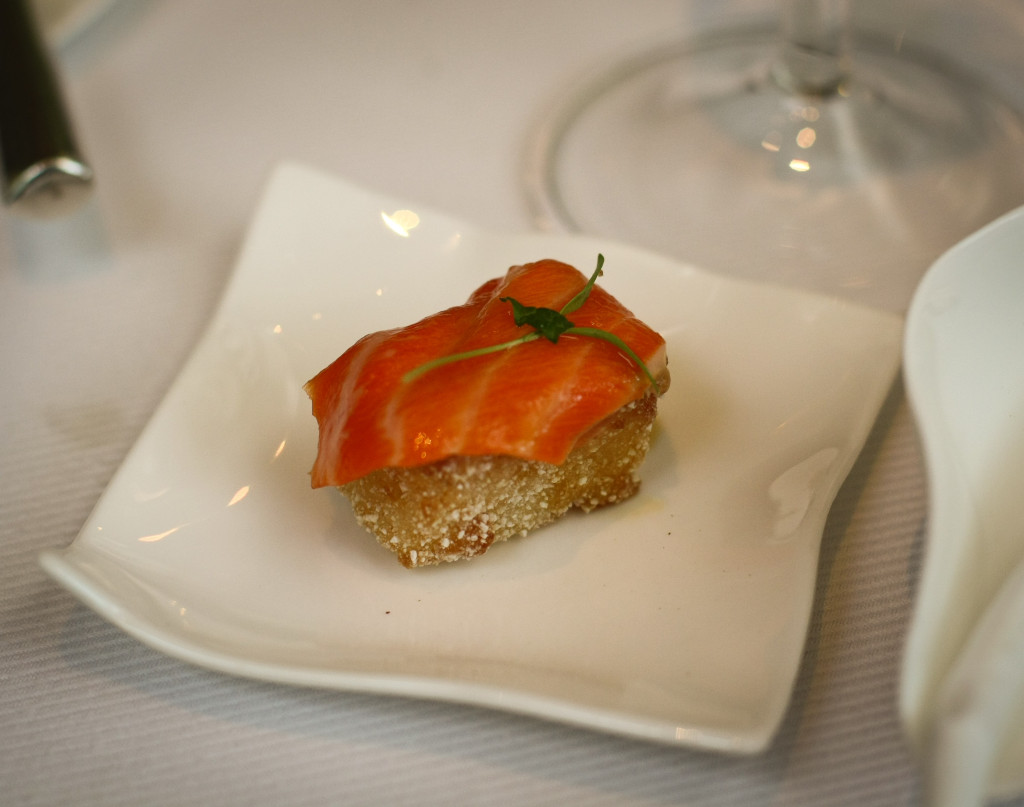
40 162 902 752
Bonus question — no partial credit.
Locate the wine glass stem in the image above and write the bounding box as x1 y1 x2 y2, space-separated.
774 0 851 95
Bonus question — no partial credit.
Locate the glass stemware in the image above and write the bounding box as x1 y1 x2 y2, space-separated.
526 0 1024 311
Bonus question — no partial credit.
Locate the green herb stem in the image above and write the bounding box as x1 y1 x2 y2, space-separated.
400 254 660 394
560 253 604 315
402 332 541 383
564 326 661 393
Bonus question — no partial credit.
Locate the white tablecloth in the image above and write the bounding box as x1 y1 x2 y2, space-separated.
3 1 1024 804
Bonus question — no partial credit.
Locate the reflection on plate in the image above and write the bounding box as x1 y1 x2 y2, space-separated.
901 205 1024 796
40 163 902 752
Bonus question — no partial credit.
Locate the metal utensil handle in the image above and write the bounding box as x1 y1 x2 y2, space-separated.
0 0 93 217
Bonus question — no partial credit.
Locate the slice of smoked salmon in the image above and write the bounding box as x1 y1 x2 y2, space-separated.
304 259 668 488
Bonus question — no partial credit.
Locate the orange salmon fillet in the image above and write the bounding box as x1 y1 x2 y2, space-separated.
304 259 668 488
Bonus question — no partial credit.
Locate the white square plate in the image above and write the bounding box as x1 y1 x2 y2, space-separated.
41 162 902 752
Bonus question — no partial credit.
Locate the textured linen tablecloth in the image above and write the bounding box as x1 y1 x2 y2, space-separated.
3 1 1024 805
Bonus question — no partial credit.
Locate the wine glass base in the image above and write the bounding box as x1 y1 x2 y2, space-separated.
525 27 1024 311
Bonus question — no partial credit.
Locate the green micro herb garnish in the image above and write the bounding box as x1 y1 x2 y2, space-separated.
402 255 660 392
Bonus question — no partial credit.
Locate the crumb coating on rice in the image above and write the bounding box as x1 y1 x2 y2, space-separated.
341 391 659 567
